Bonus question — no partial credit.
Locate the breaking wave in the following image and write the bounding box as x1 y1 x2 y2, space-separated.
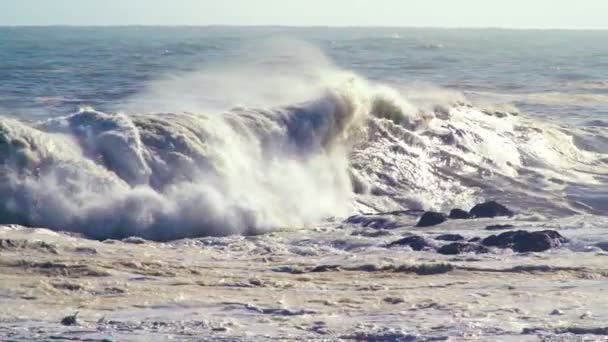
1 46 607 240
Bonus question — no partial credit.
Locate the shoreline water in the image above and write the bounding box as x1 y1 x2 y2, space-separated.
2 210 608 340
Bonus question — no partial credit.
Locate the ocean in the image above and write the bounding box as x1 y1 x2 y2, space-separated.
1 26 606 239
1 25 608 342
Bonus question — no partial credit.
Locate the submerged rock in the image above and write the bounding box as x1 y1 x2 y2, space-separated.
469 201 514 218
485 224 515 231
482 230 567 253
387 235 434 251
448 209 471 219
556 327 608 335
438 242 490 255
416 212 447 227
344 215 400 230
435 234 465 242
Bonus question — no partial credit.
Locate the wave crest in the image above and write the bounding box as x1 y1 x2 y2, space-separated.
1 67 607 240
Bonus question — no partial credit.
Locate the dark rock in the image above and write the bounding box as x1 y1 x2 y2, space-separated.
61 312 79 326
52 282 83 291
468 237 481 242
438 242 490 255
344 215 400 229
272 266 305 274
435 234 465 242
522 327 545 335
482 230 567 253
469 201 514 218
559 327 608 335
448 209 471 219
383 297 405 304
485 224 515 231
416 212 447 227
351 230 392 238
387 235 434 251
512 231 565 253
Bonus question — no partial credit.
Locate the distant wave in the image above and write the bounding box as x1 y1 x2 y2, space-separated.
1 50 607 240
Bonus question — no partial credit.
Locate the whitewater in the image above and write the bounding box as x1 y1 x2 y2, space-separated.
1 27 608 341
1 43 607 240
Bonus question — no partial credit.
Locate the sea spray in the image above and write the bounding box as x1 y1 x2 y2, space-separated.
0 43 606 240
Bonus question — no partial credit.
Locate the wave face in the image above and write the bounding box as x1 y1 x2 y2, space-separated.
1 48 607 240
0 88 364 240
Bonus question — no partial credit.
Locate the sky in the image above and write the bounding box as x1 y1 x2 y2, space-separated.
0 0 607 29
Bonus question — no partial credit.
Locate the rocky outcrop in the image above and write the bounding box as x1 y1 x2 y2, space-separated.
435 234 465 242
387 235 434 251
482 230 567 253
469 201 514 218
448 209 471 219
416 212 447 227
485 224 514 231
438 242 490 255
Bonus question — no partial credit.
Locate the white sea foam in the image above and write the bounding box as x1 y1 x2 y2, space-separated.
0 42 606 240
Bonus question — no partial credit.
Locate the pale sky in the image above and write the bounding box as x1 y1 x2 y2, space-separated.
1 0 607 29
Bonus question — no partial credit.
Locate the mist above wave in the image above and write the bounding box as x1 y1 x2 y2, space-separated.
1 41 606 240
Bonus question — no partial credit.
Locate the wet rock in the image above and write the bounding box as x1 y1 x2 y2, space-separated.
351 230 392 238
272 266 305 274
416 212 447 227
383 297 405 304
52 282 83 291
522 327 545 334
438 242 490 255
482 230 567 253
468 237 481 242
387 235 434 251
61 312 79 326
344 215 400 229
550 309 564 316
486 224 514 231
469 201 514 218
395 263 453 275
558 327 608 335
448 209 471 219
435 234 465 241
510 231 567 253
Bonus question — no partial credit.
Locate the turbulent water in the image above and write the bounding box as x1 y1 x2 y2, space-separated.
1 27 607 240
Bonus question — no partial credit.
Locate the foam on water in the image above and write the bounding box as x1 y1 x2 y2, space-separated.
0 45 607 240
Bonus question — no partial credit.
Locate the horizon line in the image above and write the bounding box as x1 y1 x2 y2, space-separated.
1 24 607 31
